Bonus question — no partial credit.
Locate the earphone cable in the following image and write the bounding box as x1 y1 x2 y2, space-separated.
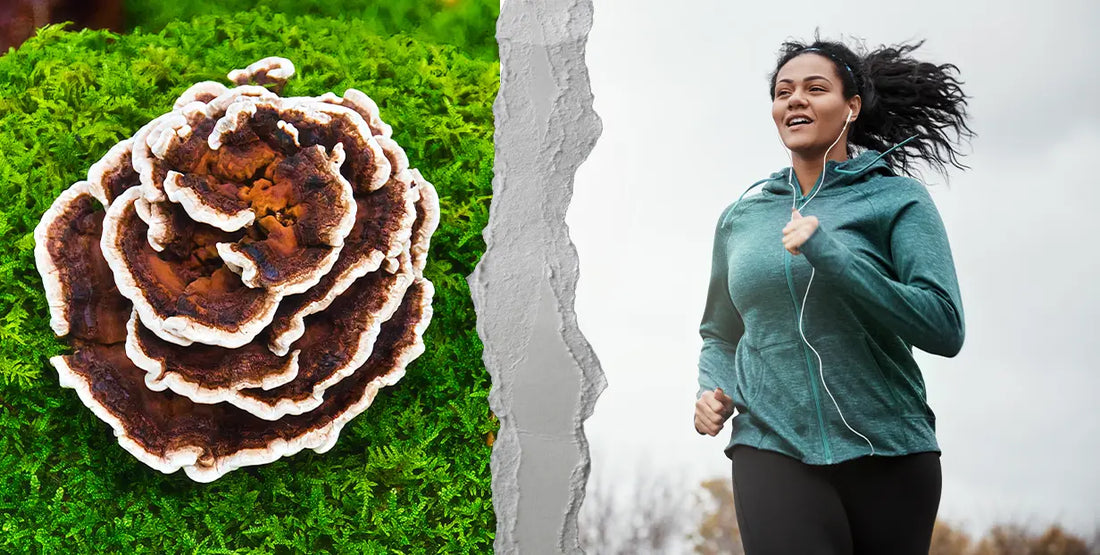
798 268 877 456
784 107 877 456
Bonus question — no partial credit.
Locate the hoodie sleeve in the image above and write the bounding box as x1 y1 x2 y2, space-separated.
697 205 746 398
799 180 965 357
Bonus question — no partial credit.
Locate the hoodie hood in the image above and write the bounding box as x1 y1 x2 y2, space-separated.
762 149 896 196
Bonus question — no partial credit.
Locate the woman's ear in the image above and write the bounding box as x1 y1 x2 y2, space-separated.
848 95 862 122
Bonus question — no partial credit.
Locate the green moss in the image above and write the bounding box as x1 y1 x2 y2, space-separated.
0 11 496 553
125 0 499 62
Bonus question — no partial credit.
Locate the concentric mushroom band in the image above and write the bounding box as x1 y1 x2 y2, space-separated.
33 58 440 482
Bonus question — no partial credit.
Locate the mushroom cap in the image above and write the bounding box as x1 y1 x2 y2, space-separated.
317 88 392 139
100 186 283 349
34 182 131 342
241 97 391 193
87 139 140 208
161 170 256 232
407 169 440 274
133 89 392 298
227 57 295 93
265 141 418 356
53 277 433 483
125 309 302 403
173 81 230 110
122 247 418 421
211 143 358 296
225 252 415 419
36 57 441 482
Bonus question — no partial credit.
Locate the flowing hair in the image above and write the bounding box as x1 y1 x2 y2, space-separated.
769 33 976 181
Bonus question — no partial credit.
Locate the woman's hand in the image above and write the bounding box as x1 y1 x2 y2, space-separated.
782 208 819 255
695 388 736 436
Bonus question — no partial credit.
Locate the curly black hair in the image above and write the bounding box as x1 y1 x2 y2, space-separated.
769 33 975 180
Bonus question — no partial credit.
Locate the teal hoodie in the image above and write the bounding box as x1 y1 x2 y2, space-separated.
697 149 964 465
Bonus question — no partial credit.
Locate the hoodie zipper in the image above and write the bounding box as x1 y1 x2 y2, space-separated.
785 182 834 464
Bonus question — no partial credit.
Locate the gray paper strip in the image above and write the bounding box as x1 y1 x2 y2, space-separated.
469 0 604 552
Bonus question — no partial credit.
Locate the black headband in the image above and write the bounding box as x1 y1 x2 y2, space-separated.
799 47 856 85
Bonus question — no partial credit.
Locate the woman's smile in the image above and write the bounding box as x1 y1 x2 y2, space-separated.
771 53 857 159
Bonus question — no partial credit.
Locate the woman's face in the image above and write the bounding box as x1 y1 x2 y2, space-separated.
771 53 857 158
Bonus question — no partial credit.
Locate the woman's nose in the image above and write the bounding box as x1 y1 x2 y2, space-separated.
787 90 808 107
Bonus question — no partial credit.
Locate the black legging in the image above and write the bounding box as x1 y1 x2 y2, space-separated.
731 445 941 555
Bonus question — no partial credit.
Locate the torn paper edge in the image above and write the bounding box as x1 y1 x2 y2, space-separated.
471 0 606 553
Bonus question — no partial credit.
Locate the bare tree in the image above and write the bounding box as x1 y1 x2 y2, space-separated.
580 460 1099 555
973 524 1037 555
931 520 975 555
690 478 744 555
579 460 699 554
1030 525 1093 555
683 483 1099 555
935 521 1097 555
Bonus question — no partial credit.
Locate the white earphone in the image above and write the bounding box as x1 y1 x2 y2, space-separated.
796 106 853 208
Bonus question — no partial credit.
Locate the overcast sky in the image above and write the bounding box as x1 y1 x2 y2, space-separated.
569 0 1100 540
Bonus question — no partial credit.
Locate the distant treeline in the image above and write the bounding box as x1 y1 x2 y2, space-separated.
581 471 1099 554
